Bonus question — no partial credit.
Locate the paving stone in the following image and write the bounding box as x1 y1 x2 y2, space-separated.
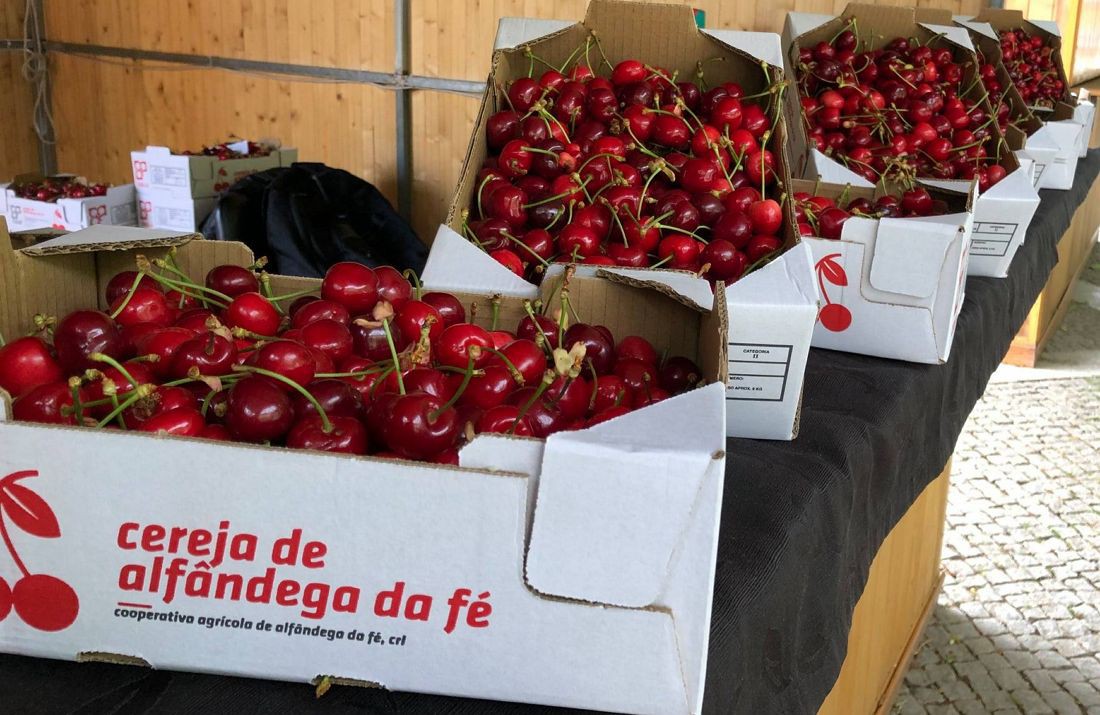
895 375 1100 715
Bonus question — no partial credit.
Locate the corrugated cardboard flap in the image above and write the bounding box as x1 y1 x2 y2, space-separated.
19 225 199 256
982 161 1041 202
420 225 538 298
701 29 784 69
1028 18 1061 37
526 382 726 608
955 18 998 42
869 217 961 298
544 263 714 312
494 17 573 49
919 22 975 52
725 240 818 308
811 149 875 187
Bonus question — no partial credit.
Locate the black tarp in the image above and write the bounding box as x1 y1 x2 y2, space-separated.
1 151 1097 715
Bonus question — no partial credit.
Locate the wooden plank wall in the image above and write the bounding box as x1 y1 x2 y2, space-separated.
0 0 41 180
25 0 991 245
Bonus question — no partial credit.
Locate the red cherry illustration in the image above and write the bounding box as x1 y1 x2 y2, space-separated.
819 304 852 332
13 575 79 632
0 576 10 622
815 253 852 333
0 471 80 631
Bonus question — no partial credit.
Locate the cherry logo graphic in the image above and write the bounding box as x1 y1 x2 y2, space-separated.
0 470 79 631
815 253 852 332
87 205 108 225
132 160 148 181
139 201 152 222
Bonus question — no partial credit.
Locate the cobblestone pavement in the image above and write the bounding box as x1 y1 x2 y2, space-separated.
893 375 1100 714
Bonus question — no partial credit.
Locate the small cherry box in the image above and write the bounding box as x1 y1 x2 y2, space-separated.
443 0 821 441
130 142 298 200
781 4 1041 279
792 179 975 363
0 173 136 232
136 188 217 232
0 222 728 715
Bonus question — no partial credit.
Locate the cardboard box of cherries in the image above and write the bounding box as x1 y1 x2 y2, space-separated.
782 3 1041 279
0 221 727 715
432 0 820 441
0 174 136 232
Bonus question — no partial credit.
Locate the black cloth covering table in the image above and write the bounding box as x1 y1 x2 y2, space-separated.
2 151 1098 715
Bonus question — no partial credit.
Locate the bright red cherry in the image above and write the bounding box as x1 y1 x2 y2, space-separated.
224 293 281 337
225 376 294 443
0 337 63 398
53 310 125 374
322 262 379 314
206 264 259 298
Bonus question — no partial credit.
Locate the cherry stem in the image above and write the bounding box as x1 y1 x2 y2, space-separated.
475 173 495 220
380 318 406 395
146 271 229 309
68 380 85 424
522 301 554 358
266 286 317 304
155 261 233 303
315 368 385 378
0 330 5 347
234 364 333 433
586 361 600 411
402 268 424 301
96 386 153 429
90 353 140 391
483 346 524 385
523 179 589 209
430 353 476 420
109 271 146 319
0 512 30 578
510 371 554 434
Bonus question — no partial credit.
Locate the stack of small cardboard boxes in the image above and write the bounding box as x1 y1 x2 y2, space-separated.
131 141 298 231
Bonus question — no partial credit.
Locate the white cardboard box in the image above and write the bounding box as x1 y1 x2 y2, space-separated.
0 223 728 715
424 226 817 441
130 142 297 199
783 9 1041 278
0 179 136 232
136 189 216 232
794 181 975 363
447 10 820 441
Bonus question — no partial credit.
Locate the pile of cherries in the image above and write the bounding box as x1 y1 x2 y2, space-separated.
178 140 274 160
470 45 788 287
796 25 1010 190
999 29 1065 110
0 258 704 464
794 185 951 239
11 177 109 202
976 49 1030 134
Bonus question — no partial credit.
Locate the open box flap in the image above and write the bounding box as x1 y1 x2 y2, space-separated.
542 263 714 312
955 18 998 41
422 225 538 298
918 22 975 52
982 162 1041 202
1042 119 1084 151
1028 18 1061 37
18 225 199 256
868 217 960 299
526 383 726 608
702 29 784 69
494 17 573 49
784 12 834 40
727 240 817 308
811 150 875 187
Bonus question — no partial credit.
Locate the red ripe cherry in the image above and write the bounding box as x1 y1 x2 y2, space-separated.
12 574 79 631
652 114 690 149
507 387 566 438
712 210 756 249
225 376 294 443
224 293 281 337
437 323 494 369
901 188 933 215
680 158 722 194
517 314 559 350
12 382 80 425
138 407 205 437
490 249 524 276
109 287 175 328
486 110 521 150
350 320 391 361
818 207 852 240
53 310 125 373
134 327 196 378
292 379 365 421
287 414 368 454
508 77 541 111
611 59 647 86
498 339 546 386
374 266 413 311
615 335 658 367
291 299 350 329
746 199 782 235
395 300 444 347
557 223 602 259
747 235 783 264
701 239 748 282
589 405 631 426
170 333 238 379
404 368 455 402
0 337 63 398
300 319 354 362
475 404 534 436
252 341 316 388
659 356 702 394
563 323 615 375
591 374 629 413
383 392 460 460
658 235 702 270
420 292 465 327
205 265 259 298
322 262 379 315
458 364 514 410
711 96 744 132
174 308 216 332
105 271 161 304
615 358 658 404
608 243 650 267
740 104 771 138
